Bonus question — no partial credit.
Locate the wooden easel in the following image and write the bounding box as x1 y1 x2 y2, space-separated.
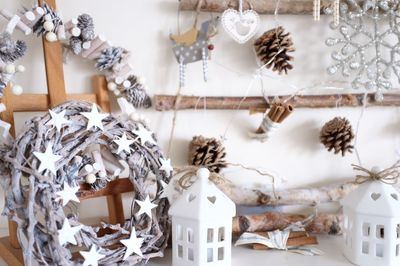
0 0 134 264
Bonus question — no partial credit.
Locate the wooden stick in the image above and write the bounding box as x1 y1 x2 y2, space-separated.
154 94 400 111
233 212 343 235
179 0 332 14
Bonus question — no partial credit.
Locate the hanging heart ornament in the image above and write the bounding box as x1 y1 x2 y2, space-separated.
221 9 260 44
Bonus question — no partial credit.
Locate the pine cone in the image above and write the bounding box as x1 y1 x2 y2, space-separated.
121 75 152 108
320 117 354 156
95 47 126 71
69 36 82 55
189 136 227 173
77 14 95 41
254 26 295 75
0 33 27 63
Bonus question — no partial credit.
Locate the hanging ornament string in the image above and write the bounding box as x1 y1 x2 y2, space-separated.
174 163 278 199
333 0 340 26
352 161 400 185
313 0 321 21
353 92 367 166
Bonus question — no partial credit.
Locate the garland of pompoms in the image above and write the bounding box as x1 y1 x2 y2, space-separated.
0 101 172 265
0 3 151 112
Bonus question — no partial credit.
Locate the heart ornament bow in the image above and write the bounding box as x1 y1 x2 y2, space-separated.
221 8 260 44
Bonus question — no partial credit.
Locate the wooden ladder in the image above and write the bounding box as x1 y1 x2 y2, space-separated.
0 0 134 264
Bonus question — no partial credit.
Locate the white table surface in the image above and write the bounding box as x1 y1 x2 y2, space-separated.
0 234 352 266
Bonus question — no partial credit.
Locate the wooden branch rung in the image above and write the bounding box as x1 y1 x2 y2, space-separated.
179 0 332 15
79 178 134 200
154 93 400 111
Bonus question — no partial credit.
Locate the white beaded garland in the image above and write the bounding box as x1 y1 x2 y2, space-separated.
85 174 97 184
45 32 57 42
12 85 23 95
4 64 16 74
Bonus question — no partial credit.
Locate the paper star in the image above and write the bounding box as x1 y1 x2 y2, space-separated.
33 143 62 175
113 132 135 154
136 195 157 218
46 109 71 132
57 218 82 246
56 182 80 206
81 104 108 131
159 158 173 177
120 227 144 260
132 125 156 146
80 245 105 266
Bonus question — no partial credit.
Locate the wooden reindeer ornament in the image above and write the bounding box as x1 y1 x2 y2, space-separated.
170 16 219 87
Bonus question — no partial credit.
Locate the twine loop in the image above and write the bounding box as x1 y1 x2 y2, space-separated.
352 161 400 185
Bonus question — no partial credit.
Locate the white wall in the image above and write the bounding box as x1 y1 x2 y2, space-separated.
0 0 399 227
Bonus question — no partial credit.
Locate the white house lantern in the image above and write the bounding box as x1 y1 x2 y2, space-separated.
169 168 236 266
341 176 400 266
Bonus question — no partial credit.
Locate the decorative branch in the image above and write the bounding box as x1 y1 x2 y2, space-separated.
232 212 343 235
179 0 332 14
154 93 400 111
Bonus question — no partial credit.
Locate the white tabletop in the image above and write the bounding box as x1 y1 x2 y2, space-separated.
0 235 352 265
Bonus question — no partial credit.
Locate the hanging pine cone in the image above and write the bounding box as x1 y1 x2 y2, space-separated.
320 117 354 156
254 26 295 75
189 135 227 173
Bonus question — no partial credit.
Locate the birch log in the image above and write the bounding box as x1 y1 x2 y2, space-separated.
232 212 343 235
154 94 400 111
179 0 332 14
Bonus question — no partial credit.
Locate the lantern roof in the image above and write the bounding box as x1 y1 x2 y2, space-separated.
169 168 236 220
341 181 400 217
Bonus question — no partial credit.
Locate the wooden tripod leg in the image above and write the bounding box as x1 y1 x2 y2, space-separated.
92 75 126 225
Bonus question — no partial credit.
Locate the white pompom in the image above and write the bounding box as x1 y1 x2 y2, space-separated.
130 113 140 121
115 77 124 85
92 163 102 172
197 168 210 180
12 85 23 95
86 174 97 184
82 41 91 50
16 65 25 73
84 164 94 173
71 27 81 37
113 89 121 96
4 64 15 74
44 14 52 21
107 82 117 91
43 21 55 31
98 171 106 178
24 11 35 21
123 80 131 88
45 32 57 42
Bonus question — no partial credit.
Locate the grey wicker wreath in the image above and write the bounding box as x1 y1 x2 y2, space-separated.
0 101 170 265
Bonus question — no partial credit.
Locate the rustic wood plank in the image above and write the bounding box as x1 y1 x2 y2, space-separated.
154 93 400 111
92 75 126 225
0 237 24 266
79 178 134 200
39 0 67 107
180 0 332 14
11 93 97 112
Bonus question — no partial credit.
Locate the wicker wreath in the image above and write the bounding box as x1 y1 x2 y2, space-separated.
0 101 170 265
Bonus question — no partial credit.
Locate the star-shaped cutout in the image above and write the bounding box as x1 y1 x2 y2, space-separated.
80 245 105 266
132 125 156 146
120 227 144 260
57 218 83 246
136 195 157 218
81 104 108 131
33 143 62 175
56 182 80 206
159 158 173 177
45 109 71 132
113 132 135 154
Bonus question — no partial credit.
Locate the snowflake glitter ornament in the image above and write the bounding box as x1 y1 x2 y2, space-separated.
325 0 400 100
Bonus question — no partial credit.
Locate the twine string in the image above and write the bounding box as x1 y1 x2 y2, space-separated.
352 161 400 185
